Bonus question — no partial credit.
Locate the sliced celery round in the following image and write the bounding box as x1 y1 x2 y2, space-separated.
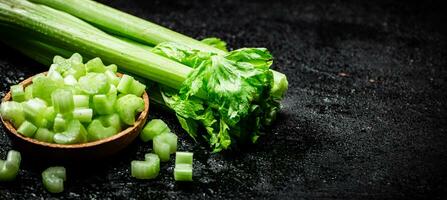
0 150 21 181
87 119 118 141
154 132 178 154
175 152 193 166
140 119 171 142
115 94 144 125
0 101 25 127
17 121 38 138
11 85 25 102
153 138 171 162
78 73 110 95
131 159 159 180
174 164 193 182
42 166 66 193
72 108 93 123
35 128 55 143
52 89 75 114
117 74 134 94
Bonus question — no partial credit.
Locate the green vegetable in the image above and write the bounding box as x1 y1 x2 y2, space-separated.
78 73 110 95
153 132 178 162
0 53 144 144
52 89 75 114
24 84 33 100
153 141 170 162
26 0 287 99
85 57 107 73
53 114 67 132
140 119 171 142
0 0 288 151
17 120 38 138
32 75 63 105
35 128 55 143
130 153 160 179
104 70 120 86
174 164 193 182
116 74 134 94
115 94 144 125
72 108 93 123
201 37 228 52
22 98 48 127
87 116 119 141
42 166 66 193
63 75 78 86
175 152 193 166
0 150 21 181
174 151 193 181
0 101 25 127
73 95 89 108
53 120 88 144
11 85 26 102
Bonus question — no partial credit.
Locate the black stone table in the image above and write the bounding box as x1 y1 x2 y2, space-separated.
1 0 446 199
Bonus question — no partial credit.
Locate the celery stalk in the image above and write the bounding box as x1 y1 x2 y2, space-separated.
0 0 191 89
28 0 288 98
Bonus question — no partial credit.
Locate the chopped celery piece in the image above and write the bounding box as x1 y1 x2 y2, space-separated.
47 70 64 83
153 138 171 162
78 73 110 94
175 152 193 166
105 70 120 86
53 114 67 132
98 113 122 132
117 74 134 94
24 85 33 100
87 119 118 141
42 166 66 193
129 80 146 97
11 85 25 102
85 57 107 73
174 164 193 181
72 108 93 123
0 150 21 181
0 101 25 127
106 64 117 73
140 119 170 142
35 128 55 143
154 132 178 154
92 94 114 115
107 84 118 99
32 76 63 105
51 53 85 79
6 150 21 166
52 89 74 114
73 95 89 108
43 107 57 122
115 94 144 125
144 153 160 163
63 75 78 86
54 120 87 144
22 98 47 127
131 158 160 179
17 121 38 137
0 161 20 181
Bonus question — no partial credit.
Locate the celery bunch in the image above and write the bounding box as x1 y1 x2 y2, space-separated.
0 0 288 152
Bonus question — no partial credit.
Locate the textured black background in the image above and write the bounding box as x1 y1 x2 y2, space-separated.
1 0 447 199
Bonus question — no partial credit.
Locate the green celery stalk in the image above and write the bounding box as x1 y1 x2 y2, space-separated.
0 0 191 90
28 0 288 98
29 0 223 54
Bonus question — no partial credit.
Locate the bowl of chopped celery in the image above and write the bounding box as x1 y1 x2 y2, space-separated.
0 54 149 160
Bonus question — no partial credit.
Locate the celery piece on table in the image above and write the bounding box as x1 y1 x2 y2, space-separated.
42 166 66 193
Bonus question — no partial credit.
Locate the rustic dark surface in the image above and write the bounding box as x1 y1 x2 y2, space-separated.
1 0 447 199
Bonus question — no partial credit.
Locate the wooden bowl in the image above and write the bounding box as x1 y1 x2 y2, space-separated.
1 72 149 160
